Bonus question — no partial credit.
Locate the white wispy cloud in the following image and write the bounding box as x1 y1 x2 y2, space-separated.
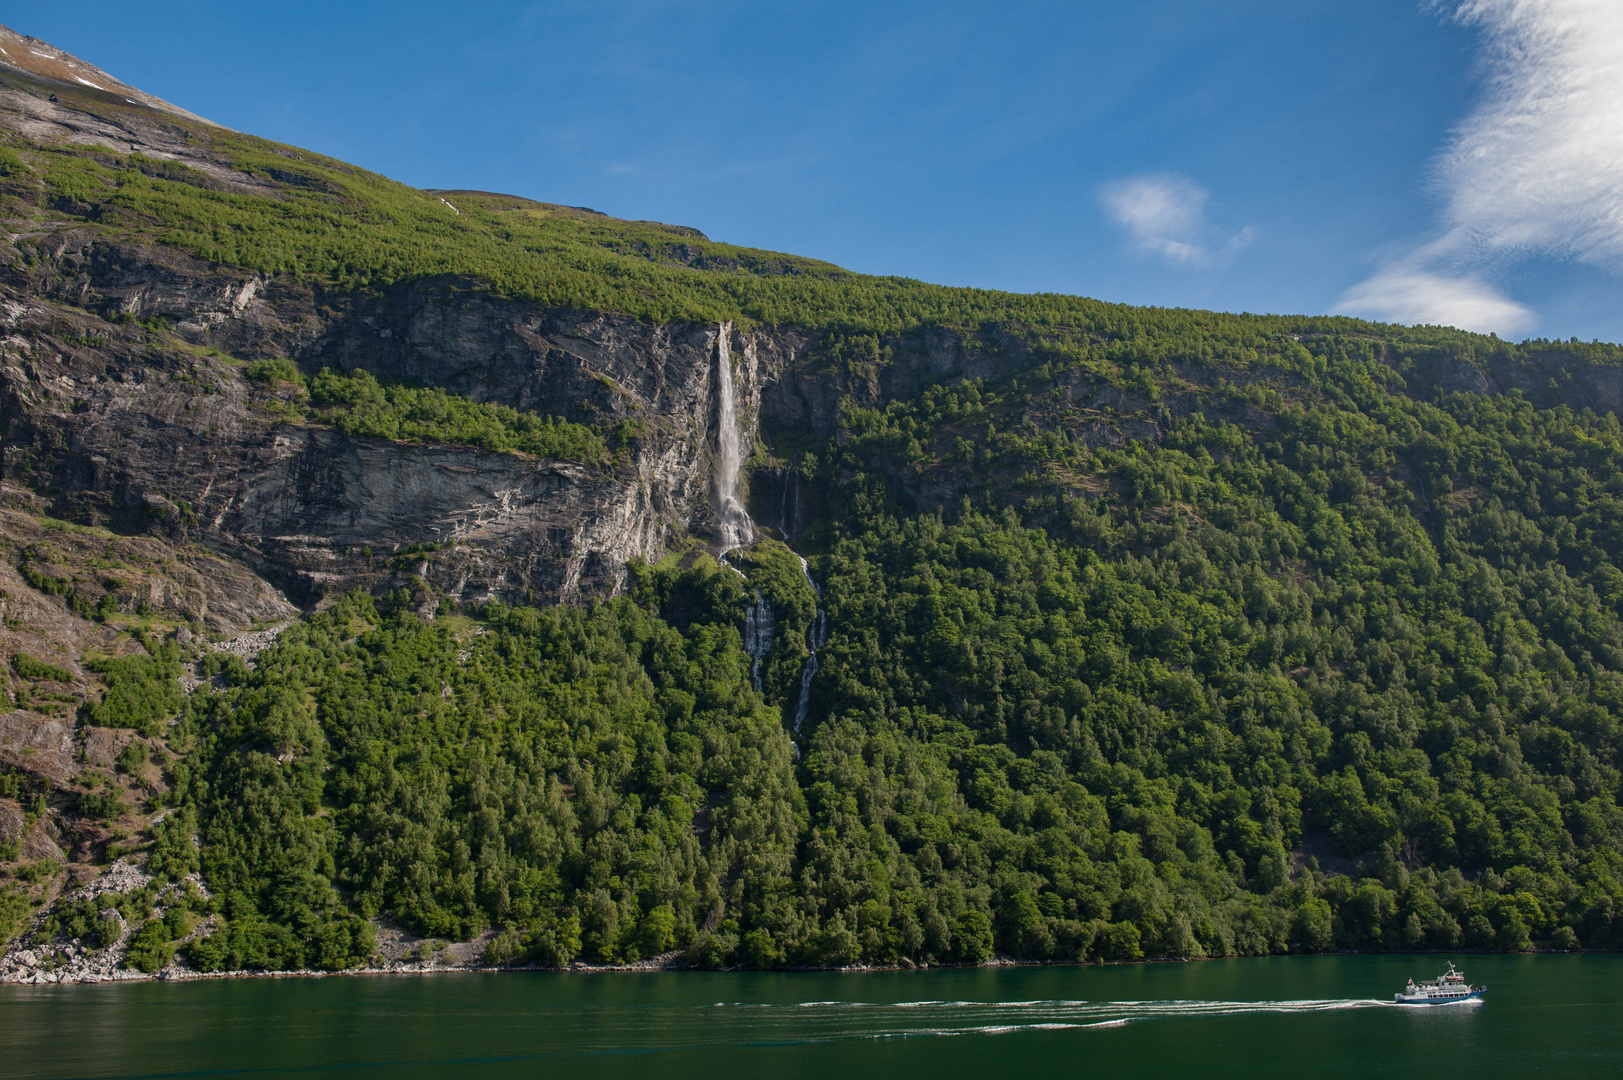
1097 173 1259 266
1337 268 1535 336
1440 0 1623 263
1337 0 1623 333
1100 174 1256 266
1101 174 1209 263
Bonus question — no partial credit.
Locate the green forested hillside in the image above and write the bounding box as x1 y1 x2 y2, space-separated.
4 68 1623 971
144 331 1623 970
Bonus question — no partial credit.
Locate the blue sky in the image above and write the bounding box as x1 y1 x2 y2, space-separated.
11 1 1623 342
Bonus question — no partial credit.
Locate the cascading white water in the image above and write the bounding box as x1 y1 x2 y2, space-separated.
779 473 790 538
713 324 754 553
779 470 800 540
712 325 775 693
790 555 827 733
743 589 774 692
710 323 826 732
791 652 817 731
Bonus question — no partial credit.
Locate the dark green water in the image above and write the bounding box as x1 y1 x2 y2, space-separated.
0 955 1616 1079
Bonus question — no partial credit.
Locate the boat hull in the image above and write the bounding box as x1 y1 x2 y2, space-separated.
1394 989 1486 1006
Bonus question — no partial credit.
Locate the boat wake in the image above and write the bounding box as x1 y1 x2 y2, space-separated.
697 996 1393 1042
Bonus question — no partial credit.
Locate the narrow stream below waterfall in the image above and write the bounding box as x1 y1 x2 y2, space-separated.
789 554 826 732
743 589 773 692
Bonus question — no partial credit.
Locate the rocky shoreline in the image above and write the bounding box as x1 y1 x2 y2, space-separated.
0 856 1010 985
0 855 699 985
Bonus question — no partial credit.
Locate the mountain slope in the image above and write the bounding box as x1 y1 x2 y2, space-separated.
0 27 1619 977
0 25 219 128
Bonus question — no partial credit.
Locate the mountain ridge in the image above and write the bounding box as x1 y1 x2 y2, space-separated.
0 24 221 130
0 27 1618 980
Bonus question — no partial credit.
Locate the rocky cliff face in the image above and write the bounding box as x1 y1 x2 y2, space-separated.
0 231 828 604
12 218 1622 612
0 50 1165 605
0 53 815 606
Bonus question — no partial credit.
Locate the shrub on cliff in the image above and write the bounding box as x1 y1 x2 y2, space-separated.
11 654 73 683
243 357 304 388
307 367 609 463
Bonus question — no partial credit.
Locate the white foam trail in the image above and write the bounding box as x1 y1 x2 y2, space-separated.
869 1022 1094 1038
712 997 1392 1026
664 996 1404 1056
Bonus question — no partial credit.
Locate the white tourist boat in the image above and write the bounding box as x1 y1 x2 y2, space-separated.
1394 962 1485 1005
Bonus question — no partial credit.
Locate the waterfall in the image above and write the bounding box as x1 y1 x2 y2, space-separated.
711 324 777 696
790 555 827 733
707 322 825 733
713 324 754 553
778 470 804 541
743 589 774 692
791 652 817 731
779 471 791 539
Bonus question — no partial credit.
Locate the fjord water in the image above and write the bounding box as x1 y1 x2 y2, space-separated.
0 956 1616 1079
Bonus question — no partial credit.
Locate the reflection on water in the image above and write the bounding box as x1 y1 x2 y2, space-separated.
0 955 1607 1080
